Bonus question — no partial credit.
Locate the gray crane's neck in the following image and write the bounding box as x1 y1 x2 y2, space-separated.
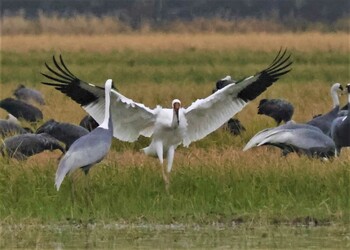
330 85 340 108
99 89 111 130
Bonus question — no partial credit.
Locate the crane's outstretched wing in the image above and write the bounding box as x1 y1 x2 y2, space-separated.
42 55 158 142
183 49 292 146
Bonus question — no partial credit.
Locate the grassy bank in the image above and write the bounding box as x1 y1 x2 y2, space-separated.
0 45 349 227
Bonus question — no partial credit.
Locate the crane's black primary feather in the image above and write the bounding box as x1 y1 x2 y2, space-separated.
41 55 104 106
237 48 292 102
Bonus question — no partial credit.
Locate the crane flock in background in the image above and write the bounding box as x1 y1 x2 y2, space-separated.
0 49 349 191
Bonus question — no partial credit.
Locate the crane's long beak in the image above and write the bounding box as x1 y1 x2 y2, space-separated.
173 103 180 125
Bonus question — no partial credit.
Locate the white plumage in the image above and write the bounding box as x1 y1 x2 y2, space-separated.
42 49 292 188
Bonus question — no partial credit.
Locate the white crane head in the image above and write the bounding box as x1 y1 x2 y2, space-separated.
331 83 343 93
330 83 343 107
105 79 113 91
172 99 181 126
172 99 181 109
221 75 231 81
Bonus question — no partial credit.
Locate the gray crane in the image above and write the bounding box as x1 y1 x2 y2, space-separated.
338 104 348 117
257 98 294 125
79 115 99 131
0 98 43 122
212 76 246 136
36 119 89 150
211 75 237 93
226 118 246 135
54 79 114 191
331 83 350 156
306 83 343 136
1 133 65 160
0 115 32 137
244 122 336 158
13 84 45 105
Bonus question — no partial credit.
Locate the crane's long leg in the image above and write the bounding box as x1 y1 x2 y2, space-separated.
165 146 176 191
155 141 169 191
167 146 175 173
69 175 76 208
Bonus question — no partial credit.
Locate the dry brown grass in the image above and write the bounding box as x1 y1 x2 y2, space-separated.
21 141 350 178
1 32 349 53
2 79 349 174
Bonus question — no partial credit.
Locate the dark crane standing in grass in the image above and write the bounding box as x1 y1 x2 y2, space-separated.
0 98 43 122
79 115 99 131
36 119 89 150
257 98 294 125
1 133 65 160
13 84 45 105
212 76 246 135
331 83 350 156
306 83 343 136
0 115 32 137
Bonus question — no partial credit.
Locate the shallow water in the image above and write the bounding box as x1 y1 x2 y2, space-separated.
1 222 349 249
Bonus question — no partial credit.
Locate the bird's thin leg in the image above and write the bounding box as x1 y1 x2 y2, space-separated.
335 148 340 157
70 175 76 208
155 141 169 191
165 146 176 190
84 171 94 209
166 146 175 173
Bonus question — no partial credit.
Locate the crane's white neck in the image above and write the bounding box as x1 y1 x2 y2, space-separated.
171 99 181 128
7 114 20 124
330 83 340 108
99 79 112 129
347 88 350 110
172 109 180 128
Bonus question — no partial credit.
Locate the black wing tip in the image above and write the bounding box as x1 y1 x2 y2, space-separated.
41 55 102 106
237 48 293 102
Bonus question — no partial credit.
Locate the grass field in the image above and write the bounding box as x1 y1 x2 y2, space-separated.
0 33 350 247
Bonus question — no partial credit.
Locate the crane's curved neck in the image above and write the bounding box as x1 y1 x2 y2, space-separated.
347 89 350 111
330 85 340 108
99 87 111 129
171 109 180 128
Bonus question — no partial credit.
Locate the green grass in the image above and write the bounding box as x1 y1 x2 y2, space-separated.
0 157 349 225
0 49 349 227
1 49 349 87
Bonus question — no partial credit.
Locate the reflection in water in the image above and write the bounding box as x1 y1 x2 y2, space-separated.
1 222 349 249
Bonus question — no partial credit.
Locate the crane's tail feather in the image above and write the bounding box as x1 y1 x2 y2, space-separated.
243 128 281 151
55 156 70 191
